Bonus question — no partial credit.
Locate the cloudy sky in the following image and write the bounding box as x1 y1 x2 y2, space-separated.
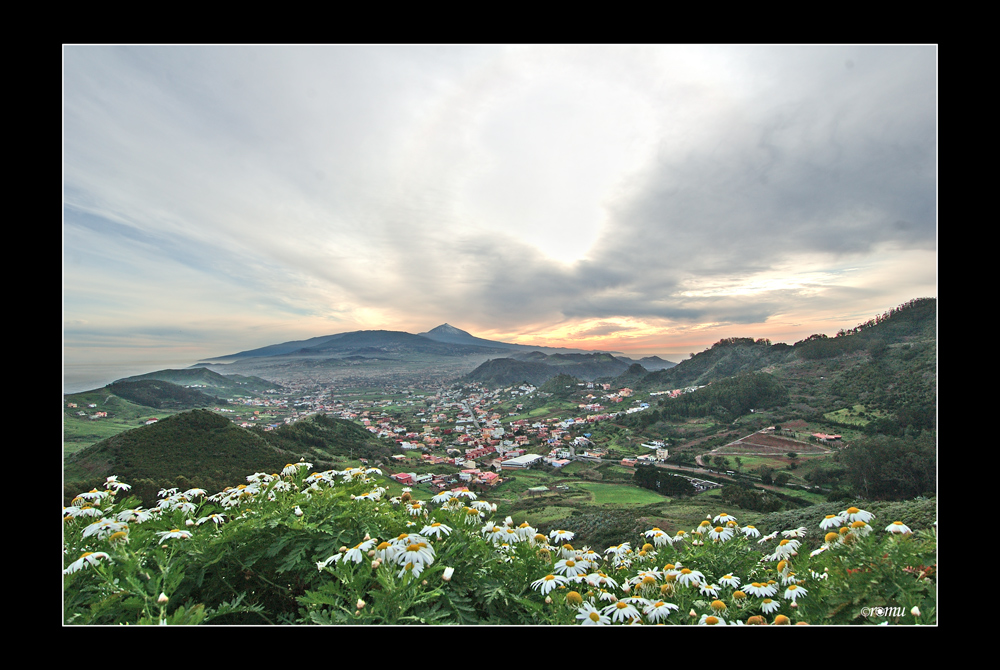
64 45 936 383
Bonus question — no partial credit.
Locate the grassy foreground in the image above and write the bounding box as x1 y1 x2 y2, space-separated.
63 464 936 625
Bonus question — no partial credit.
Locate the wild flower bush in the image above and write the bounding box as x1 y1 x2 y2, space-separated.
63 464 936 625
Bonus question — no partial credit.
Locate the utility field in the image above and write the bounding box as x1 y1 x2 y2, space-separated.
715 431 828 455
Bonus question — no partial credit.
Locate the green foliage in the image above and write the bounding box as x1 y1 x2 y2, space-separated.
64 465 936 625
720 482 783 512
106 380 227 409
658 372 789 421
633 467 696 496
836 434 936 500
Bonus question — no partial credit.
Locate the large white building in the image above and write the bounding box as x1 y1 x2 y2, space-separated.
500 453 543 470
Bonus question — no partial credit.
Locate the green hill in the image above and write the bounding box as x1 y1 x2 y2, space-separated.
106 379 228 410
117 368 280 396
252 413 396 464
64 410 397 507
65 410 295 506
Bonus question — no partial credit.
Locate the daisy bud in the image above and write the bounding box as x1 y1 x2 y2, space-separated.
689 609 697 618
545 596 552 604
185 519 195 527
364 533 371 541
356 599 365 609
294 506 303 517
340 546 348 553
442 567 454 582
157 592 169 604
368 550 376 558
422 580 428 586
371 559 382 569
911 606 921 617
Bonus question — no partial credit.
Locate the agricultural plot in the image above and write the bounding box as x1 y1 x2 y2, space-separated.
573 482 666 507
715 431 828 455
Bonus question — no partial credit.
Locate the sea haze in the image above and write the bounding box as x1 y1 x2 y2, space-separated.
64 360 200 395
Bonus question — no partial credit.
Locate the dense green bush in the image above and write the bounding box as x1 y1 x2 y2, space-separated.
64 466 936 625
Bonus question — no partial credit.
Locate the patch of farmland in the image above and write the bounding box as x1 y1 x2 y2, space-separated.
715 432 828 455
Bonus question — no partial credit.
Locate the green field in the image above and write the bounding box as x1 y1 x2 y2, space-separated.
823 404 890 426
573 481 667 506
64 390 189 455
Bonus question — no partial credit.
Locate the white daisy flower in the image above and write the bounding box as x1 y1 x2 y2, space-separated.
531 574 569 594
819 514 842 530
576 602 611 625
63 551 111 574
344 539 377 563
699 583 721 598
156 528 192 541
719 574 741 588
699 614 727 625
603 600 641 623
783 584 807 602
420 522 453 539
746 582 777 598
708 526 734 542
841 507 875 524
643 600 679 622
885 521 912 534
676 568 705 587
760 597 781 614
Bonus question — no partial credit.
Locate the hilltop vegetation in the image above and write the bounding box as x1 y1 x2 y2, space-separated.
252 413 395 465
118 368 279 396
106 380 228 410
65 410 293 506
64 410 401 509
464 352 630 388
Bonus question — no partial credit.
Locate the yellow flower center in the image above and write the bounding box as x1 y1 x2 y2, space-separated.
566 560 576 567
589 611 600 622
711 600 726 611
774 614 791 625
567 591 582 605
846 507 860 514
851 521 867 528
642 576 656 586
825 532 839 543
544 575 556 581
733 590 746 600
779 539 790 546
616 602 628 609
680 568 692 575
715 527 724 533
704 616 719 625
